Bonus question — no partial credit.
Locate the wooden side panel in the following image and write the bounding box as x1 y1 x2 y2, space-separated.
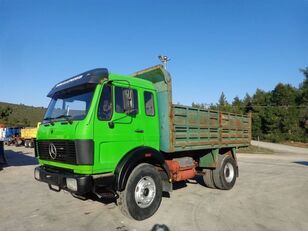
171 105 251 152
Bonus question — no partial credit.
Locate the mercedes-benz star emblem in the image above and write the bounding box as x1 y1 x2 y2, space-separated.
49 143 57 160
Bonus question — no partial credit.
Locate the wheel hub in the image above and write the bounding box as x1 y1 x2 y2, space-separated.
224 162 235 183
134 176 156 208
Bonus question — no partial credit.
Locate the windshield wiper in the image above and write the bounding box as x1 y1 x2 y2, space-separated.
54 114 73 124
43 117 55 125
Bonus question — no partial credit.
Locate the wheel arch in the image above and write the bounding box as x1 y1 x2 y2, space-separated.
115 146 171 192
219 147 238 177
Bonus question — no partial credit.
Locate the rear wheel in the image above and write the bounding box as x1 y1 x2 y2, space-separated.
15 139 22 147
213 155 237 190
117 163 162 220
202 169 216 188
29 140 34 148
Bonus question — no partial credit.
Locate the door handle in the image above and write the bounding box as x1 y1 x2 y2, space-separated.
135 129 144 133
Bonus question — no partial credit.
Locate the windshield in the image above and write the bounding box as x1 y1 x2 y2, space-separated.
44 86 95 122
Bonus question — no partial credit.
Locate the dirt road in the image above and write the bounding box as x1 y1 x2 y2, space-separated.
0 145 308 231
252 140 308 154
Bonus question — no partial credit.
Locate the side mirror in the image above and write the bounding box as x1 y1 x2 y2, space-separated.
123 89 135 115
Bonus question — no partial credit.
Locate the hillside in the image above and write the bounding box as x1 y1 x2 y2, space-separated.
0 102 46 127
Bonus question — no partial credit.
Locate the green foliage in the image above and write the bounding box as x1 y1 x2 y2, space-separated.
0 102 46 127
271 83 298 106
299 67 308 105
218 92 227 107
191 102 207 109
0 106 13 123
191 66 308 143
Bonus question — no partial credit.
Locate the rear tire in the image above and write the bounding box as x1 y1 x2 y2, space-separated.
24 140 29 148
202 169 216 188
29 140 34 148
15 140 22 147
213 155 237 190
117 163 162 220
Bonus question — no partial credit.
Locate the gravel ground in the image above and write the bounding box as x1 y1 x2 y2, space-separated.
0 145 308 231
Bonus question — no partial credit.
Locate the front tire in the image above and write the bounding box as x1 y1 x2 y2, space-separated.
117 163 162 220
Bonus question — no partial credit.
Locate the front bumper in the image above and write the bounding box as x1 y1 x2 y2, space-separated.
34 166 93 194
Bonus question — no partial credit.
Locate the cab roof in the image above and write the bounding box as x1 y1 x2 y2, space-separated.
47 68 109 97
47 66 161 97
108 73 156 91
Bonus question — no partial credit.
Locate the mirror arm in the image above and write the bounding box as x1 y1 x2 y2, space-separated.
108 121 114 128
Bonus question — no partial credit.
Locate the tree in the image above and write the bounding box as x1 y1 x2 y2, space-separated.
252 89 271 106
192 102 207 109
300 67 308 87
231 96 243 113
217 92 230 111
218 92 227 107
242 93 253 113
299 107 308 131
271 83 297 106
299 67 308 105
189 66 308 143
0 106 13 124
298 67 308 140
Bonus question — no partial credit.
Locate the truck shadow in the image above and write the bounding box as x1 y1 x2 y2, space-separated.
72 191 117 205
1 148 38 168
293 161 308 166
71 176 207 204
173 175 205 190
173 181 188 190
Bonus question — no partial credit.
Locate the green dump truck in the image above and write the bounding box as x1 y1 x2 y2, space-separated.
34 65 251 220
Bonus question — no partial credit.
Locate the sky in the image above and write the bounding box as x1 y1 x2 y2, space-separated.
0 0 307 107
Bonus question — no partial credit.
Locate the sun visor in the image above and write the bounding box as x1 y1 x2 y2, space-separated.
47 68 109 97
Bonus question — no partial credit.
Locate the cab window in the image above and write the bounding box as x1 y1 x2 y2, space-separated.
144 91 155 116
115 86 138 115
98 85 112 120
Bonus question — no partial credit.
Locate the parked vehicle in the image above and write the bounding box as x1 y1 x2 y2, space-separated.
34 65 251 220
0 124 39 147
0 128 4 140
0 127 21 145
18 126 38 148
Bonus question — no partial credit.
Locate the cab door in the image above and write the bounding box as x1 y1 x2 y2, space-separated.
93 83 144 173
141 90 160 149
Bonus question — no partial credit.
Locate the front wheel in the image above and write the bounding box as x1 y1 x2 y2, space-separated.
117 163 162 220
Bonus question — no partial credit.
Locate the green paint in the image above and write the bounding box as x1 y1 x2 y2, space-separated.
199 149 219 168
37 72 160 174
133 65 174 152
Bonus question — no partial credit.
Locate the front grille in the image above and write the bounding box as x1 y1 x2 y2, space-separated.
37 140 77 165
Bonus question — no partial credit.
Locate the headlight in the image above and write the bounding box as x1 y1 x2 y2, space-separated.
34 168 40 180
66 178 78 191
